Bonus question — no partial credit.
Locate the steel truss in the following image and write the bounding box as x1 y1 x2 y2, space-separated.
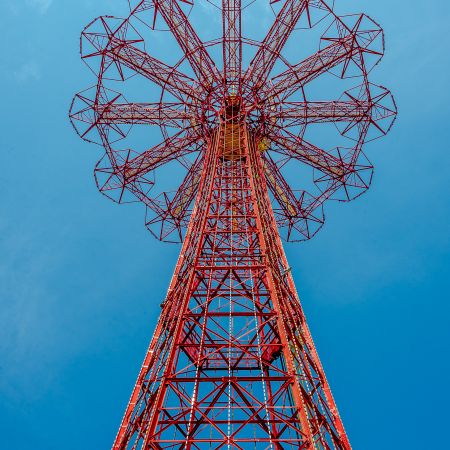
70 1 396 448
113 112 350 449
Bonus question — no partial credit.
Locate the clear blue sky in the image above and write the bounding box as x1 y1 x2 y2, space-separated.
0 1 449 449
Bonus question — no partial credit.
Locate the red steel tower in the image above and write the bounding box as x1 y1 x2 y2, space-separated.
71 0 396 448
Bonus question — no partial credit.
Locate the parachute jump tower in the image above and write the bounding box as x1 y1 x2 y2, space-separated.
71 0 396 448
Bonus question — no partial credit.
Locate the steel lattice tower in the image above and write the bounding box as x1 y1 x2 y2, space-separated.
71 1 396 448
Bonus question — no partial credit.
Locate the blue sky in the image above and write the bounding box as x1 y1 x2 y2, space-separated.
0 0 449 448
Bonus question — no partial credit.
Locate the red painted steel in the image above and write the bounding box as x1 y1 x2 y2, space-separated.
71 1 396 448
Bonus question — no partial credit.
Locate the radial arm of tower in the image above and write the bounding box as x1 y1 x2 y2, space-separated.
102 36 199 101
93 102 191 127
145 153 205 242
269 129 350 179
114 131 201 183
244 0 310 91
259 29 380 104
154 0 222 93
275 100 387 125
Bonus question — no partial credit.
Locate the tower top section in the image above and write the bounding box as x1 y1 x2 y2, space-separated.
71 0 396 243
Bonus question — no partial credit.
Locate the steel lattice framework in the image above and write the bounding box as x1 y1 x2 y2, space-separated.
71 0 396 448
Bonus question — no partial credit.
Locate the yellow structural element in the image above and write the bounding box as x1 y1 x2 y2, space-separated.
219 122 245 160
262 159 298 218
171 172 201 219
258 137 270 153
